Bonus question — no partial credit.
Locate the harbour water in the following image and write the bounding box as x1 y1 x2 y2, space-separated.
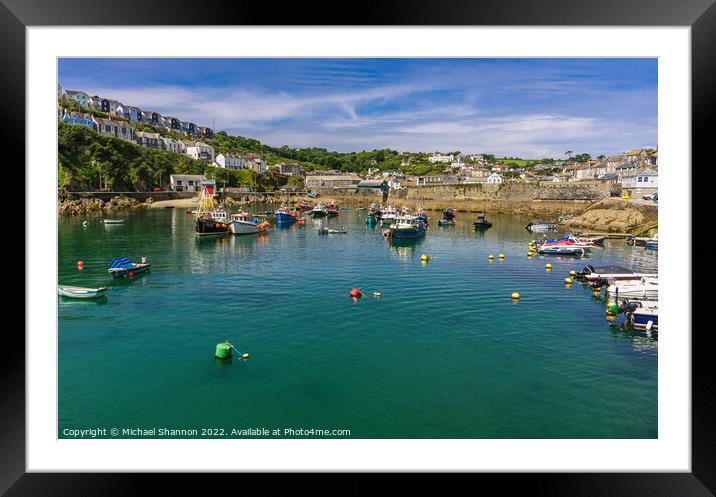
58 208 658 438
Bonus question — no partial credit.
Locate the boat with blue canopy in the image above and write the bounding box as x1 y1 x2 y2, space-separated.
108 257 151 278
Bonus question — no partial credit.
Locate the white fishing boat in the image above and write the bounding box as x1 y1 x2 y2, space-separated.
57 285 108 299
310 204 328 217
381 205 398 226
229 212 269 235
606 277 658 300
103 218 125 224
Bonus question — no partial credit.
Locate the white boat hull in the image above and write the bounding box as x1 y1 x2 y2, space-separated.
607 279 658 300
58 286 107 299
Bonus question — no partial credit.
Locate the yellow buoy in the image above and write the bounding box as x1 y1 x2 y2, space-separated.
498 254 505 259
373 292 382 297
545 263 552 270
564 277 573 284
420 254 430 261
488 255 495 260
570 270 576 276
527 253 532 257
511 292 520 300
241 353 250 359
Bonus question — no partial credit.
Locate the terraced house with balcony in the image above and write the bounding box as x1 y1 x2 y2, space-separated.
61 89 90 108
61 110 94 130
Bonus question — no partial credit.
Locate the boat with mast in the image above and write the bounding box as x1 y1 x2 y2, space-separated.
194 179 231 237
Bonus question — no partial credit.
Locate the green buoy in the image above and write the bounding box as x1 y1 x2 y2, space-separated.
215 341 232 359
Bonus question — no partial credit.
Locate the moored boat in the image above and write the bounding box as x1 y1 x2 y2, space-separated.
602 277 658 300
438 208 456 226
107 257 151 278
275 207 301 224
326 202 340 217
573 265 657 282
415 208 429 226
318 226 348 235
380 205 398 226
610 299 659 332
230 212 269 235
57 285 108 299
384 215 426 239
473 213 492 229
193 179 231 237
103 218 125 224
310 204 328 217
525 220 557 232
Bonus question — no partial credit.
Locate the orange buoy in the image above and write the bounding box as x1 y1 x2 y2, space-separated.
77 260 84 270
128 271 134 278
350 288 363 298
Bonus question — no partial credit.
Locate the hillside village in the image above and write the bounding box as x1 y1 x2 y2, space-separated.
57 85 658 197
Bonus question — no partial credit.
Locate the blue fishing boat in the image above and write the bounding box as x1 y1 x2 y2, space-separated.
275 207 300 224
415 208 429 226
108 257 151 278
384 215 426 239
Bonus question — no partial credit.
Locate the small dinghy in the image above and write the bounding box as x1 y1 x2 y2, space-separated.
58 285 108 299
318 227 348 235
473 213 492 229
103 218 125 224
108 257 151 278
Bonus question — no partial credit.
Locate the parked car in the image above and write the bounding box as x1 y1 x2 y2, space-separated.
651 191 658 202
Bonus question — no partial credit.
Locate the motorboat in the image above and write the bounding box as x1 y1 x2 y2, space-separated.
525 221 556 232
381 205 398 226
604 277 658 300
573 265 657 283
438 208 457 226
310 204 328 217
230 212 269 235
612 299 658 332
107 257 151 278
473 213 492 229
103 218 125 224
415 208 429 226
57 285 108 299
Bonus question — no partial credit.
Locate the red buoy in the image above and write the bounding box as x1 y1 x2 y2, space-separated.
128 272 134 278
350 288 363 298
77 260 84 270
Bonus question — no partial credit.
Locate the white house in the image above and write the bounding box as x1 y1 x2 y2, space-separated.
450 160 465 169
185 142 215 163
170 174 205 192
622 168 658 194
485 173 503 184
161 137 184 153
429 153 455 164
215 153 247 170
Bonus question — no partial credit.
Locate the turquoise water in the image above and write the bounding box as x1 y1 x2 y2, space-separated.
58 208 658 438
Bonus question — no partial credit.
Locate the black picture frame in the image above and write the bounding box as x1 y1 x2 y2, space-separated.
2 1 710 495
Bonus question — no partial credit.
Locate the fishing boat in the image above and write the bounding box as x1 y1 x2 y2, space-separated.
229 212 269 235
318 226 348 235
107 257 151 278
310 204 328 217
326 202 340 217
646 234 658 250
603 277 659 300
626 233 658 247
103 218 125 224
275 207 300 224
384 215 426 239
415 208 429 226
366 208 380 225
57 285 108 299
574 265 657 282
437 208 456 226
525 220 557 232
194 180 231 237
381 205 398 226
473 213 492 229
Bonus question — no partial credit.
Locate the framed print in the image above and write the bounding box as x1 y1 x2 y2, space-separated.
2 0 713 494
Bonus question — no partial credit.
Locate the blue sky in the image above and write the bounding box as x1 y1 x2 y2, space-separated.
59 58 657 158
